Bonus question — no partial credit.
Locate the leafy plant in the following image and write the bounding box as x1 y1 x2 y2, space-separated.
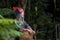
0 8 13 16
0 18 23 40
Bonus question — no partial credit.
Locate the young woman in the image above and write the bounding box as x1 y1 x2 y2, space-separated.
13 6 35 34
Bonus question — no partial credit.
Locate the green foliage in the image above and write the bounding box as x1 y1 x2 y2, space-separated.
0 19 14 25
0 8 13 16
0 18 23 40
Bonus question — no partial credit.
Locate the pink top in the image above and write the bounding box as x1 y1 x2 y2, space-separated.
13 6 18 11
17 7 24 15
13 6 24 17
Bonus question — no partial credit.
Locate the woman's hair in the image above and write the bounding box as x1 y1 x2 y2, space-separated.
14 10 20 18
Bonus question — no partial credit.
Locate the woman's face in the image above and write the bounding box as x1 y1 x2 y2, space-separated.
19 9 24 17
20 13 24 17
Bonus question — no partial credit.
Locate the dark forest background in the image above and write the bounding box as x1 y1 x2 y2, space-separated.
0 0 59 40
